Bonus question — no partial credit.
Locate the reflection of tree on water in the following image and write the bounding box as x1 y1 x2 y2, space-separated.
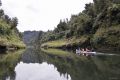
0 49 120 80
41 51 120 80
21 48 44 63
0 50 24 80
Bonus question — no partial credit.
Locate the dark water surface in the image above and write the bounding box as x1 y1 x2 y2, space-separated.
0 48 120 80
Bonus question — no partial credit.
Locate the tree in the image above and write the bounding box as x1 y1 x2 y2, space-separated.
83 3 95 17
0 0 2 6
68 13 92 36
10 17 18 29
2 15 11 24
113 0 120 4
93 0 110 14
54 20 68 33
0 9 4 17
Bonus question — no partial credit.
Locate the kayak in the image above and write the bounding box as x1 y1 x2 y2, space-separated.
81 51 96 54
76 50 96 53
76 50 96 56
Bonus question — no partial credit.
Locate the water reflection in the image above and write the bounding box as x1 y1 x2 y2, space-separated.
21 48 43 63
0 50 25 80
15 62 71 80
0 48 120 80
39 49 120 80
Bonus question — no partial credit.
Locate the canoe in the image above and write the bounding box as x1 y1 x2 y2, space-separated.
82 51 96 54
76 50 96 56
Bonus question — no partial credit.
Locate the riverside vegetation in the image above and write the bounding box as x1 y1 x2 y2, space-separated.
0 0 25 50
39 0 120 52
0 0 120 79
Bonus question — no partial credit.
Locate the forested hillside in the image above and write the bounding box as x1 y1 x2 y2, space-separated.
40 0 120 52
0 0 25 50
23 31 43 46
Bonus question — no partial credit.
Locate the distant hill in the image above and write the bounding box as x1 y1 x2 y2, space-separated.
23 31 43 46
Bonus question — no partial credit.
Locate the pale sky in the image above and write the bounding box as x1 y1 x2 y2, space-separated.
1 0 93 32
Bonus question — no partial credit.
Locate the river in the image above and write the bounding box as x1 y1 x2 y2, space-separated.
0 48 120 80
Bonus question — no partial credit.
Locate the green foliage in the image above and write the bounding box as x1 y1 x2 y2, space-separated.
0 9 4 17
113 0 120 4
0 1 25 49
92 25 120 50
39 0 120 52
83 3 95 17
54 20 68 33
93 0 112 14
10 17 18 29
68 13 93 36
40 31 55 42
0 0 2 6
0 17 25 48
108 4 120 25
41 39 67 48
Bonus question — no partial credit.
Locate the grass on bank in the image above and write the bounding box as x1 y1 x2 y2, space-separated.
41 39 67 48
41 36 89 48
0 19 26 48
0 34 26 48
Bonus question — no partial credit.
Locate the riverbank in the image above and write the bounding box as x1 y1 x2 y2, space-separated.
0 18 26 51
41 36 90 50
40 1 120 53
41 36 120 53
0 36 26 51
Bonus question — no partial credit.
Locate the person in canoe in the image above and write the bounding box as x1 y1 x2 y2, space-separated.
84 48 96 56
76 48 81 55
85 48 91 52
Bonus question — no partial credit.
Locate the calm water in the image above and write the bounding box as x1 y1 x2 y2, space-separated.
0 48 120 80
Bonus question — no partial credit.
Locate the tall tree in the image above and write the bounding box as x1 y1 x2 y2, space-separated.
2 15 11 24
54 20 68 33
93 0 111 14
0 0 2 6
83 3 95 17
0 9 4 17
10 17 18 29
113 0 120 4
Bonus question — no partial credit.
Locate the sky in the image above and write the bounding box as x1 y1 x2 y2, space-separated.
1 0 93 32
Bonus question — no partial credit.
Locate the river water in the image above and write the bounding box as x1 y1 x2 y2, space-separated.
0 48 120 80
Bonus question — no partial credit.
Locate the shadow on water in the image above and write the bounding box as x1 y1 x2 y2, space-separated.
0 48 120 80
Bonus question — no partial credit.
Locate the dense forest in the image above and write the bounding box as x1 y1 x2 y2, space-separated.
39 0 120 52
0 0 25 50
